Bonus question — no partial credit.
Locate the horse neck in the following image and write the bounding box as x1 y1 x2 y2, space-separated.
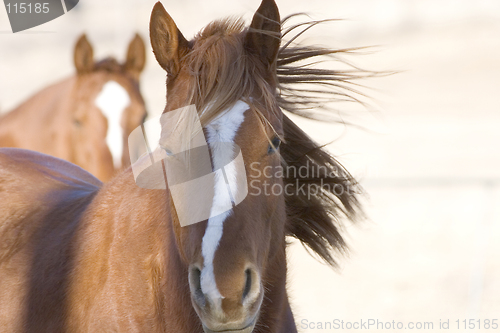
6 77 74 120
67 171 201 331
141 189 204 331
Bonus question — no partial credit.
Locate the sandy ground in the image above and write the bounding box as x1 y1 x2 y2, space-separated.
1 1 499 332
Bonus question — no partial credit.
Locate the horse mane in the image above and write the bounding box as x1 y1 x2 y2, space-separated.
276 15 369 267
187 15 367 267
281 115 362 267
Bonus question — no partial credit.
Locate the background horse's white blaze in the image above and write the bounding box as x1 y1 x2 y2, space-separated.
200 100 249 304
95 81 131 169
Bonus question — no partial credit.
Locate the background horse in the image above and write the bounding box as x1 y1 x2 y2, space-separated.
0 34 147 182
0 0 364 332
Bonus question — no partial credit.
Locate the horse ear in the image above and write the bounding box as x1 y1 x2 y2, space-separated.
245 0 281 67
125 33 146 79
74 34 94 75
149 2 190 76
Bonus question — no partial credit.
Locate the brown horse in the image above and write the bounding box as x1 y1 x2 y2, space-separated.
0 1 364 332
0 34 147 182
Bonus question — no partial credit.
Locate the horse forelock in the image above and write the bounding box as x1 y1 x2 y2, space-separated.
183 18 279 133
93 57 123 73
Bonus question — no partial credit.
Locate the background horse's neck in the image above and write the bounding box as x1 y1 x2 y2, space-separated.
0 78 74 155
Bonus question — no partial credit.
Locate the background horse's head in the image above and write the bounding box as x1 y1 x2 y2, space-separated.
71 34 147 181
150 0 361 332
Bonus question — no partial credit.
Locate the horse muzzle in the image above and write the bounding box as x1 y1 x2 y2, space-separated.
189 264 262 333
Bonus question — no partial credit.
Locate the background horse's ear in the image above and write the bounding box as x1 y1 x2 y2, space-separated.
74 34 94 75
125 33 146 80
149 2 190 76
245 0 281 67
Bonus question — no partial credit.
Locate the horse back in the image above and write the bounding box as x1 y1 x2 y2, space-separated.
0 148 101 332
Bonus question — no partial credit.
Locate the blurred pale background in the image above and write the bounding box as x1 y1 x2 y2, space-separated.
1 1 499 332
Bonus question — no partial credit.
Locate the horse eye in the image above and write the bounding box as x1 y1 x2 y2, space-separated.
268 137 281 154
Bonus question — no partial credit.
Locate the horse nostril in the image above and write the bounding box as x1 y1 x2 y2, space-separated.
242 268 252 300
190 266 205 306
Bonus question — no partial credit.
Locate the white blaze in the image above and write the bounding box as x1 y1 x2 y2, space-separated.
95 81 131 169
200 100 249 302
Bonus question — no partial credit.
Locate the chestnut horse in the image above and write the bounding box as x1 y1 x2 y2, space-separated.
0 34 147 182
0 1 364 332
